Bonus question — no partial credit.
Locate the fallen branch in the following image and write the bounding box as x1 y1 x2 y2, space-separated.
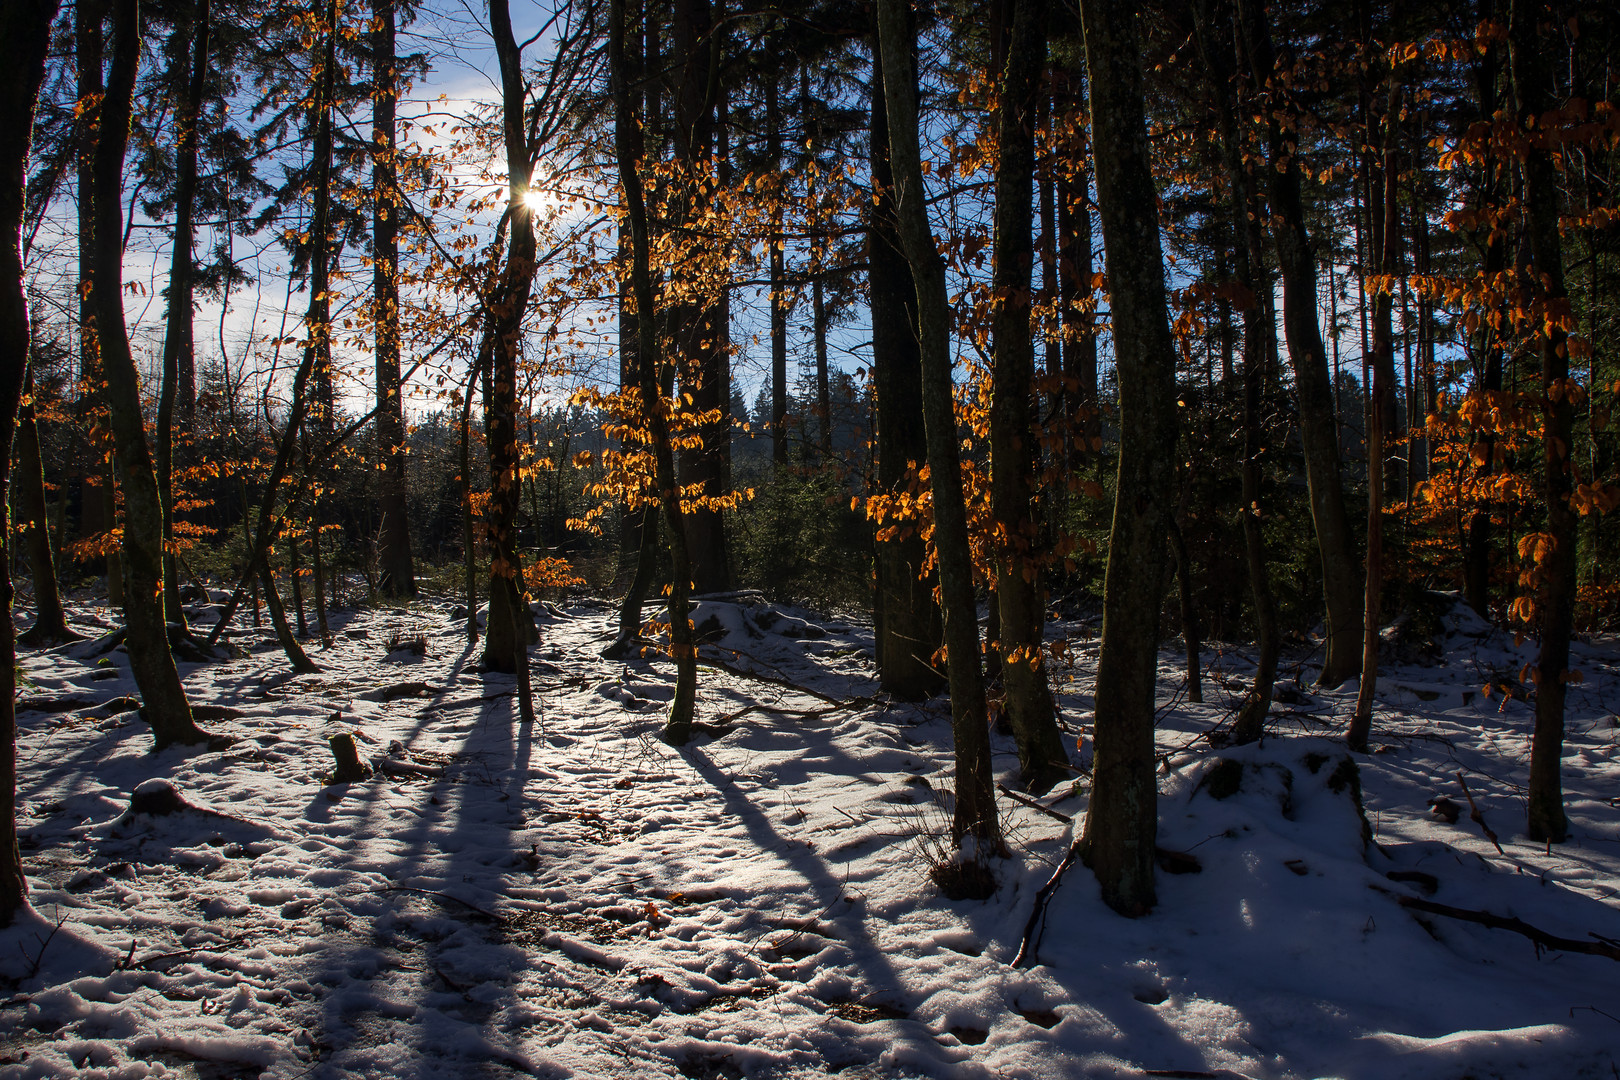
713 699 870 725
1455 772 1505 855
1394 894 1620 962
360 681 438 704
370 885 501 923
376 757 446 780
696 651 852 707
998 784 1072 824
1013 840 1084 968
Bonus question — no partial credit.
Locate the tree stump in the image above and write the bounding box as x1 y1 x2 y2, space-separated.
328 733 372 784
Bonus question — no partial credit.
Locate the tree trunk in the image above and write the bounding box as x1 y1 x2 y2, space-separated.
875 0 999 852
990 0 1066 791
156 0 209 630
1511 0 1574 845
1077 0 1179 917
1349 83 1403 754
460 344 483 642
481 0 543 710
768 71 790 469
17 364 76 644
91 0 209 751
260 562 316 673
0 0 61 929
76 0 122 604
1237 0 1362 688
868 27 944 701
612 0 696 742
1193 0 1276 745
372 0 415 599
1170 519 1201 704
672 0 730 594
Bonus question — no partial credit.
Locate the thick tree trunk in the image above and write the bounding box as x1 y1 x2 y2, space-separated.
612 0 696 742
990 0 1066 791
92 0 209 750
17 365 76 645
156 0 209 629
875 0 999 852
1077 0 1178 917
868 31 944 701
1512 0 1574 844
1238 0 1361 688
1 0 61 929
372 0 415 599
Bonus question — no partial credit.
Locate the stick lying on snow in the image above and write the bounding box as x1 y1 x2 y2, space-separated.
1394 893 1620 962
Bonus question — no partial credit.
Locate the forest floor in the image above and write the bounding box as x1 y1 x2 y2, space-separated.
3 588 1620 1079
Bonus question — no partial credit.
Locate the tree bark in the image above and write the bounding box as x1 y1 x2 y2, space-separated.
1511 0 1574 844
156 0 209 629
1 0 62 929
1237 0 1362 688
372 0 415 598
875 0 999 850
481 0 541 706
1349 84 1402 755
990 0 1066 791
92 0 209 750
1077 0 1178 917
612 0 697 741
868 31 944 701
768 70 790 469
17 364 77 645
76 0 123 605
672 0 730 594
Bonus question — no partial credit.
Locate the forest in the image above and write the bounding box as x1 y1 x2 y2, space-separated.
1 0 1619 1075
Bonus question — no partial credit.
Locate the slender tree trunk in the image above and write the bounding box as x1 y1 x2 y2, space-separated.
76 0 122 604
0 0 61 929
259 562 315 673
1170 519 1201 703
868 33 944 701
460 345 482 642
91 0 209 750
1238 0 1362 688
612 0 696 742
481 0 543 712
1349 82 1403 754
990 0 1066 791
1194 0 1276 744
1059 161 1098 464
672 0 729 594
1077 0 1179 916
1512 0 1574 844
156 0 209 630
768 71 789 469
875 0 999 854
372 0 415 598
17 365 76 644
1463 5 1504 621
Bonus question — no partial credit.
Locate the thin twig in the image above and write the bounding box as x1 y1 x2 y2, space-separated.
1455 772 1506 855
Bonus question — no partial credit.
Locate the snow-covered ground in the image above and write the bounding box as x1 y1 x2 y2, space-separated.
3 591 1619 1079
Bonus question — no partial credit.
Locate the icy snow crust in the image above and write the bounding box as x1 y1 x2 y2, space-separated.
4 593 1620 1079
